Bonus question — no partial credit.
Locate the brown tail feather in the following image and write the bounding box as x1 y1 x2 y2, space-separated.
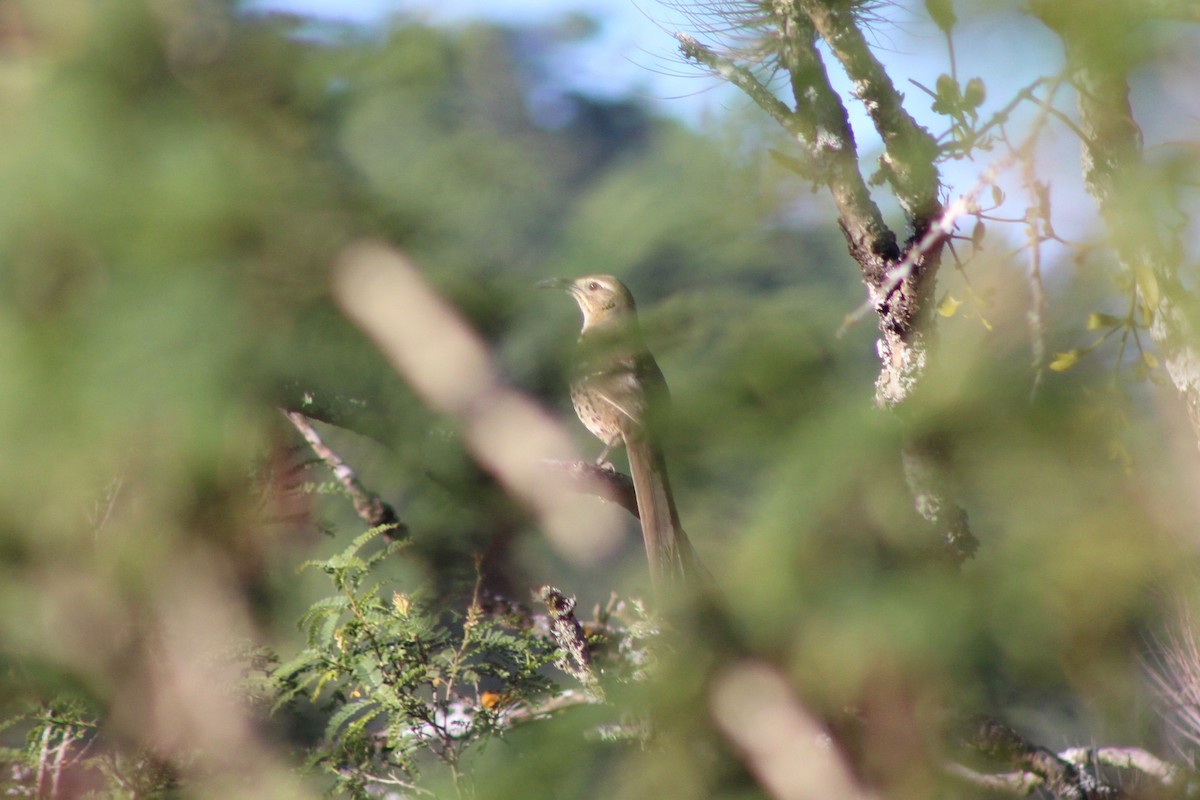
622 428 695 591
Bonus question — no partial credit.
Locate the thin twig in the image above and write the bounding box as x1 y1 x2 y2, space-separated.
282 409 407 538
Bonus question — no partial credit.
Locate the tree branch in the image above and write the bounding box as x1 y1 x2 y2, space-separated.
538 586 604 700
679 3 976 562
965 718 1119 799
282 409 407 537
710 661 879 800
541 459 639 519
674 33 802 142
801 0 941 223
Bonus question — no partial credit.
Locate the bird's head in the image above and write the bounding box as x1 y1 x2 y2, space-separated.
539 275 638 332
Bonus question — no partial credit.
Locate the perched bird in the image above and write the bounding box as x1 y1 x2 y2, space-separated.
541 275 698 590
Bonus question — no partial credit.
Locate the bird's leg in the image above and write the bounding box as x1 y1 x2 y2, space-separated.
594 436 620 471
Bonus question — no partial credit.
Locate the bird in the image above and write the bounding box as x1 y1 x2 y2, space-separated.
541 275 698 590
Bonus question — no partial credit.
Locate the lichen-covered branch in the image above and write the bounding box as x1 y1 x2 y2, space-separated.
800 0 941 223
902 438 976 561
538 586 604 700
965 718 1119 799
951 737 1187 798
675 33 802 141
677 1 974 562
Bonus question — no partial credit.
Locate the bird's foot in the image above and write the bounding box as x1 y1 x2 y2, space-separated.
594 458 617 473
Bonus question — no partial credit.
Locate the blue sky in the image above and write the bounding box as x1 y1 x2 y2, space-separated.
242 0 1062 172
243 0 746 121
243 0 1117 242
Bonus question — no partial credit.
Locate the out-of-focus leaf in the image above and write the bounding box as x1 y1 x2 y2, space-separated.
1049 350 1081 371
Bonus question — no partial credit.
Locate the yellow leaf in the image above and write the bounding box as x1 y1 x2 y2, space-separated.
1142 350 1159 370
392 592 411 617
1048 350 1080 372
937 294 961 317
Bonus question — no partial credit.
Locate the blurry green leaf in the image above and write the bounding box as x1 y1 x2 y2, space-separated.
932 73 960 114
1049 350 1081 371
964 78 986 109
925 0 957 32
971 219 986 249
937 294 962 317
1086 312 1122 330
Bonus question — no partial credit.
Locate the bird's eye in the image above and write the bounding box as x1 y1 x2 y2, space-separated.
587 281 600 291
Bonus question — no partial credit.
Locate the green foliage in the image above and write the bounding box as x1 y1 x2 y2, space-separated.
272 528 561 795
0 696 178 798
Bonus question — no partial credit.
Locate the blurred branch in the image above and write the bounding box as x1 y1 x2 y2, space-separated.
282 409 408 538
945 762 1044 795
1060 747 1187 787
901 438 976 561
1139 0 1200 21
710 661 878 800
333 241 624 565
504 689 595 726
1033 5 1200 449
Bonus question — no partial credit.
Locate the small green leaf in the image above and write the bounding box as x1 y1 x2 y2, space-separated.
1142 350 1159 370
964 78 986 108
1086 312 1122 330
937 294 962 317
1049 350 1081 372
925 0 957 32
933 73 960 114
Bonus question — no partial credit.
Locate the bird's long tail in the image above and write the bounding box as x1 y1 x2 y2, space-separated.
622 428 700 591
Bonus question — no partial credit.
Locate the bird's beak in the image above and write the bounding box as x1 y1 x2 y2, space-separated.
536 277 572 291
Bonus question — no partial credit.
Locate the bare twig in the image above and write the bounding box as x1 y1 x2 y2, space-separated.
503 690 595 726
674 33 801 140
282 409 407 538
